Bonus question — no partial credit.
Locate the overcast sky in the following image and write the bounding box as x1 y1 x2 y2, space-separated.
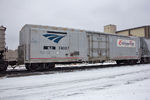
0 0 150 50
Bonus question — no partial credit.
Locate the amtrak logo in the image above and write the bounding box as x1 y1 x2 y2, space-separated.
43 31 67 43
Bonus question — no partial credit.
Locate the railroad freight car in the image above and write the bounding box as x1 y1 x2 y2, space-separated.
0 26 7 71
18 24 141 71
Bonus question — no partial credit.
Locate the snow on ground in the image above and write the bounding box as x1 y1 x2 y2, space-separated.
57 79 150 100
0 64 150 100
56 61 116 67
6 65 26 71
6 61 116 70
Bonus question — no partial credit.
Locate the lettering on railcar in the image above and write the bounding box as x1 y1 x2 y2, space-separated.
117 39 136 48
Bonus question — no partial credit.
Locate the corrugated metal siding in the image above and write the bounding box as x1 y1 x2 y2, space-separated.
145 26 150 38
130 28 145 37
116 30 129 36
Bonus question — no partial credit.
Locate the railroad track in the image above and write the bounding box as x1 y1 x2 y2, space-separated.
0 63 148 78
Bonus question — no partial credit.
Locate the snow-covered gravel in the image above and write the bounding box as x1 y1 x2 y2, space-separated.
0 64 150 100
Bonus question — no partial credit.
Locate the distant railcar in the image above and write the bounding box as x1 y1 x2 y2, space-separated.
0 26 7 71
140 38 150 63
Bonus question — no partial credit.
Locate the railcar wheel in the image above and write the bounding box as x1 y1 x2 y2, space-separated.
116 60 123 65
148 58 150 63
25 63 55 71
127 60 137 65
30 64 41 71
25 64 30 71
0 64 7 72
48 63 55 70
140 57 149 64
25 64 40 71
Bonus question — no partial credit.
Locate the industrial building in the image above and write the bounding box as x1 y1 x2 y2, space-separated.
104 25 150 39
116 26 150 38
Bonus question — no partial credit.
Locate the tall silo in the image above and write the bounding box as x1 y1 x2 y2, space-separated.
104 24 117 34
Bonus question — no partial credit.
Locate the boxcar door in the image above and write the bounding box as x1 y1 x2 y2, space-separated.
88 33 108 61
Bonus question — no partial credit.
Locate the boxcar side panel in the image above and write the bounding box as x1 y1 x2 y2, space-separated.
29 28 71 63
109 35 140 60
22 25 88 63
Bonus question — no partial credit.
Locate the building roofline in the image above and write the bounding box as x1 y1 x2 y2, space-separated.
116 25 150 33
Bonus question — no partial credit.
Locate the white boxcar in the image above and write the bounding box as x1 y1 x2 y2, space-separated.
0 26 7 71
19 24 140 70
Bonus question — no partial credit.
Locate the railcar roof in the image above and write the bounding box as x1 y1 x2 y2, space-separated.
22 24 138 38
